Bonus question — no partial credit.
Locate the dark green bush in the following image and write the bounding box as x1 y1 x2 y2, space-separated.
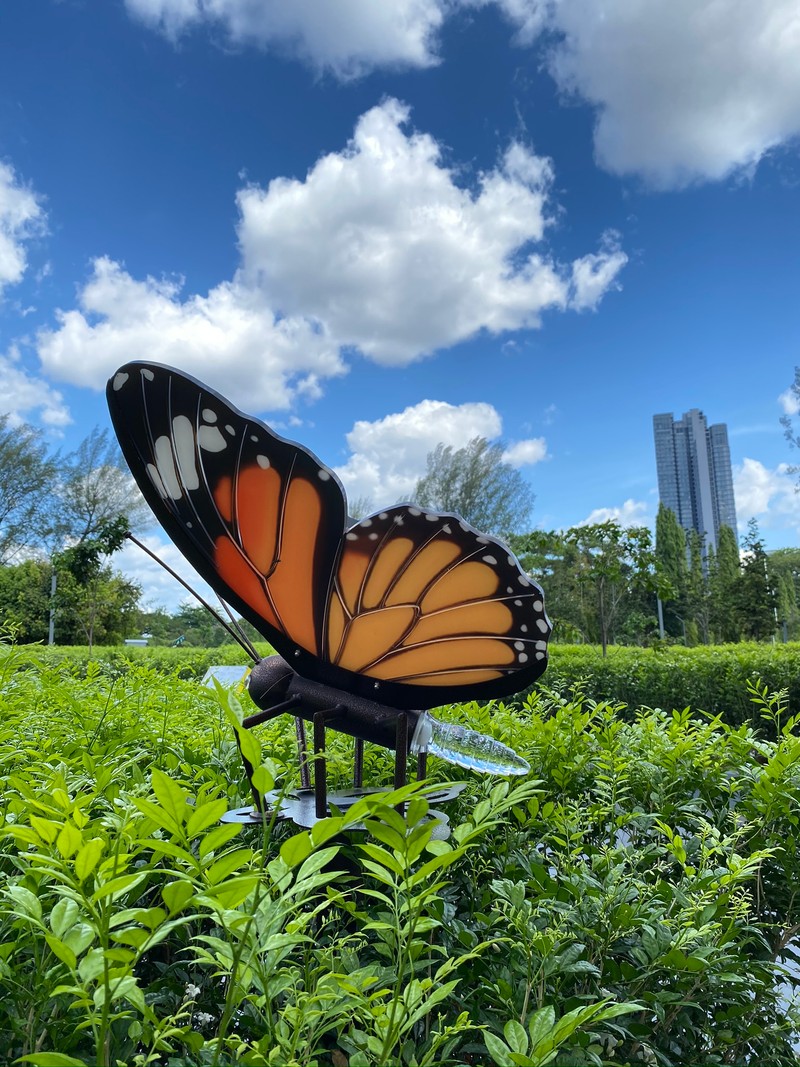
537 643 800 734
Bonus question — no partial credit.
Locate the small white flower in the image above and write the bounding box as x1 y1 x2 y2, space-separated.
185 983 201 999
195 1011 215 1027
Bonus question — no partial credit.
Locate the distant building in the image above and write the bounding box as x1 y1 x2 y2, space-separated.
653 409 737 552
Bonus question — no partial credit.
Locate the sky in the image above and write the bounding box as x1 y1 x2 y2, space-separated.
1 0 800 613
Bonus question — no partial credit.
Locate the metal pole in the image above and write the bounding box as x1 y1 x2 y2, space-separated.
656 596 665 639
48 571 57 645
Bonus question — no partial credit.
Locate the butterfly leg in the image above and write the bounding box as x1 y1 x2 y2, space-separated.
295 717 311 790
353 738 364 789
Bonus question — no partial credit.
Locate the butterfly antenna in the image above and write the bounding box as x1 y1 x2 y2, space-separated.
216 596 261 663
125 532 260 664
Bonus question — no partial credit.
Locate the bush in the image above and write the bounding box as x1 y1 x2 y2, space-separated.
539 643 800 735
1 644 800 1063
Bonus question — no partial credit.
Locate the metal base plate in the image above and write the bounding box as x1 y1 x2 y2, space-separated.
222 781 466 834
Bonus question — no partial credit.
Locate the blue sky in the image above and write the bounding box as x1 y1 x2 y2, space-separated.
1 0 799 611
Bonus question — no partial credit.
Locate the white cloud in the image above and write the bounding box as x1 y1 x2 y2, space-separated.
0 161 45 296
125 1 800 188
36 256 346 412
0 345 69 428
238 99 626 364
502 437 547 467
38 101 624 404
577 498 650 527
334 398 547 508
538 0 800 187
779 387 800 416
734 458 800 535
124 0 446 77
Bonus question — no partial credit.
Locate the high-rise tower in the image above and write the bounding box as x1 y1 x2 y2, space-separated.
653 409 737 552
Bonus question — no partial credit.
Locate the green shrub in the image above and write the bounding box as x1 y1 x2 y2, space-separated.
538 642 800 735
1 644 799 1063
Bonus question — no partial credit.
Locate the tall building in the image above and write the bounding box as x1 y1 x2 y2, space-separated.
653 409 737 552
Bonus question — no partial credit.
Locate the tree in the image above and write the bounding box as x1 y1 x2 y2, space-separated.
738 518 777 641
0 414 60 562
54 427 152 545
52 518 139 648
655 504 688 638
413 436 535 536
0 560 52 642
709 524 741 642
565 522 664 655
686 530 711 644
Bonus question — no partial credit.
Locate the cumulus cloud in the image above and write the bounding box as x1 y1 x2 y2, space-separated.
0 345 69 428
577 498 650 527
38 101 624 404
125 1 800 188
502 437 547 467
36 256 345 412
0 161 45 296
124 0 446 77
539 0 800 187
333 397 545 508
734 457 800 534
238 99 625 364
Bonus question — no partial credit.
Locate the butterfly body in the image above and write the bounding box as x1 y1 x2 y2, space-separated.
107 361 551 714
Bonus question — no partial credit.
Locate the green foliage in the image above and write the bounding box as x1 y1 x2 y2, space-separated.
1 640 800 1063
537 642 800 736
0 413 60 562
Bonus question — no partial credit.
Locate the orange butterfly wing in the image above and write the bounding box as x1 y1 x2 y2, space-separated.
108 362 551 710
107 362 345 660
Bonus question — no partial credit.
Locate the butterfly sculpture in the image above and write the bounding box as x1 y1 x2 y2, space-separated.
107 362 551 798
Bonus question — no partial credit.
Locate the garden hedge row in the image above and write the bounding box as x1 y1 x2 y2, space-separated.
532 642 800 732
6 640 800 733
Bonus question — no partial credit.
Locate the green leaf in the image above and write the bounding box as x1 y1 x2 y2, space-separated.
162 879 194 914
56 821 82 859
91 871 147 903
17 1054 88 1066
186 798 228 838
50 896 80 938
6 884 43 921
151 767 188 831
504 1020 528 1056
204 848 253 885
74 838 104 882
45 933 77 969
280 831 313 869
30 814 59 844
63 923 94 957
198 822 241 860
484 1030 514 1066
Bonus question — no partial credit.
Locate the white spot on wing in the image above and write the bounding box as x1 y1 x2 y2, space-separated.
379 512 388 520
256 455 270 469
146 462 167 499
142 368 154 381
360 518 372 527
346 532 358 540
152 436 182 500
482 555 497 565
171 416 200 490
318 469 331 481
409 507 421 516
197 425 227 452
536 619 548 633
518 653 528 663
202 408 217 423
226 424 235 435
533 599 543 610
112 371 129 391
